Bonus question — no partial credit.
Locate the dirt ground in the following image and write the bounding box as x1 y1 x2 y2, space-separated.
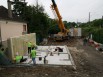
0 38 103 77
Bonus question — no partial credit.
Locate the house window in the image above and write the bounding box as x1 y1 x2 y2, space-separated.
23 25 26 32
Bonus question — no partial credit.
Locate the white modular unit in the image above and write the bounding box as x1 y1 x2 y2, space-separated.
69 28 74 37
69 28 82 37
78 28 81 37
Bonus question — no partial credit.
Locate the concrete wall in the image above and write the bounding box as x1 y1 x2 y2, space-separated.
0 20 27 47
7 33 36 60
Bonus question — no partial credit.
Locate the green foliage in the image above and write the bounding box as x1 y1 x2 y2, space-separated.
66 22 77 28
47 19 59 34
13 0 27 18
91 19 103 27
93 28 103 44
47 20 78 34
48 25 60 34
48 19 76 34
13 1 50 43
81 18 103 44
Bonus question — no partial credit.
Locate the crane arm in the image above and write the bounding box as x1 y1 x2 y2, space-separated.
51 0 66 33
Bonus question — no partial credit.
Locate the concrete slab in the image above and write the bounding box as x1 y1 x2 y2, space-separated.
22 46 75 66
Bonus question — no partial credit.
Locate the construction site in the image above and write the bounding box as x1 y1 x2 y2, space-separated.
0 0 103 77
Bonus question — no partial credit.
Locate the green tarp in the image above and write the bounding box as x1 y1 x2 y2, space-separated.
0 52 12 65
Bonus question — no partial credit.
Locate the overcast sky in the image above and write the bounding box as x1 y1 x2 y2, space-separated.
0 0 103 22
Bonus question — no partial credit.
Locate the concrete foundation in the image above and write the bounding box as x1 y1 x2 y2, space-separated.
22 46 75 67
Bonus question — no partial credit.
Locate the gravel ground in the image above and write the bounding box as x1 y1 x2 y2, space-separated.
0 38 103 77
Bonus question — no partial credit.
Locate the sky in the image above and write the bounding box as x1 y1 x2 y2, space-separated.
0 0 103 22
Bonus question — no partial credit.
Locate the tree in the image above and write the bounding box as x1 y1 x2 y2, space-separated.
48 25 60 34
13 1 50 43
80 18 103 43
13 0 27 19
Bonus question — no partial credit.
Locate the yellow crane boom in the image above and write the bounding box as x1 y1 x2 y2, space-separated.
51 0 70 40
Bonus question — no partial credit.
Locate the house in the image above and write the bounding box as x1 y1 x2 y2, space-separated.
0 6 27 48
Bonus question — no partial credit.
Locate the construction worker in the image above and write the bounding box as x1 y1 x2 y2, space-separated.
83 38 87 46
30 46 36 65
27 42 32 54
15 55 27 63
15 55 22 63
44 56 47 64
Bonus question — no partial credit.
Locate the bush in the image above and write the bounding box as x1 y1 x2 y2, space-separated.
93 28 103 44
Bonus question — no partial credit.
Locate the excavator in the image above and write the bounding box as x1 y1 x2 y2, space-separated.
51 0 70 41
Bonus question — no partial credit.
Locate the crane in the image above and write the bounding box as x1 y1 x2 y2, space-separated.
51 0 70 40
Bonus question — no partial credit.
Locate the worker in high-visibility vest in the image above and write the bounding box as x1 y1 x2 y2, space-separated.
15 56 27 63
27 42 32 54
15 56 22 63
30 46 36 65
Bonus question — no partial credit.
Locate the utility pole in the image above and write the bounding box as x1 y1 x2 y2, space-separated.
36 0 38 10
89 12 90 23
77 19 79 27
102 16 103 27
77 19 78 24
36 0 38 6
